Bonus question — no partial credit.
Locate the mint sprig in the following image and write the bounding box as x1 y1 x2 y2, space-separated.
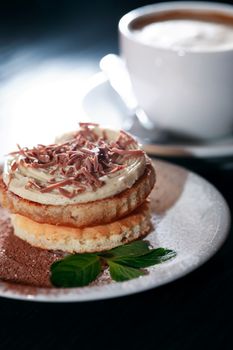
50 241 176 288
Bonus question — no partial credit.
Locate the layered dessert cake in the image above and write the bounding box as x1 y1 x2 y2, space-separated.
0 123 155 254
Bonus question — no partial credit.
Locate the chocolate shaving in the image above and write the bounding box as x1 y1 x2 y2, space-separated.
79 122 99 127
110 148 144 156
11 161 18 171
107 165 125 174
40 179 74 193
25 180 42 190
58 188 76 198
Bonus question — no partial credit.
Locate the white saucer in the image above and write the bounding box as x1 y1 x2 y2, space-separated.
81 72 233 159
0 160 230 302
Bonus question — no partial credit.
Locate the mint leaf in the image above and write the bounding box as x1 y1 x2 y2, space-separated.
100 240 150 259
50 241 177 288
50 254 101 287
108 260 145 282
111 248 176 268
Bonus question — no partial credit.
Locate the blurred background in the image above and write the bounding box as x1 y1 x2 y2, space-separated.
0 0 232 158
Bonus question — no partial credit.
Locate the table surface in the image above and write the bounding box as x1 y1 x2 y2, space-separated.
0 3 233 349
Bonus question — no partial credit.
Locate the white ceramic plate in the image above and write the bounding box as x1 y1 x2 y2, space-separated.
81 72 233 159
0 160 230 302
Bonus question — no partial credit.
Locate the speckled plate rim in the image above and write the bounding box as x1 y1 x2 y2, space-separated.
0 160 231 302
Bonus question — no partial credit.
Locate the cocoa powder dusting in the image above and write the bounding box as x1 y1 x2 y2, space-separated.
0 207 65 288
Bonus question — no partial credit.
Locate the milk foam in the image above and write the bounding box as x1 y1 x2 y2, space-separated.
136 19 233 51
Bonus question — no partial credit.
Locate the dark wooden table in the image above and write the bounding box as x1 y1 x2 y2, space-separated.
0 2 233 348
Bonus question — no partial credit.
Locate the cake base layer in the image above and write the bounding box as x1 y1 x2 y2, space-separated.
11 202 151 253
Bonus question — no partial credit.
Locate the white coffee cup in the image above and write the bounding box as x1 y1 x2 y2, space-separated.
119 1 233 139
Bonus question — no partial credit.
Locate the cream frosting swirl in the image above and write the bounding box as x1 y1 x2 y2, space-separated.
3 127 146 205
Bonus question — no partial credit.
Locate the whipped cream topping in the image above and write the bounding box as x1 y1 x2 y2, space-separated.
3 124 146 205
